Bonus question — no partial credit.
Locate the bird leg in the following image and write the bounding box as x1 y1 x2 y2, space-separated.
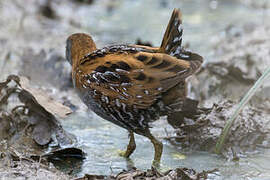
119 131 136 158
145 131 163 167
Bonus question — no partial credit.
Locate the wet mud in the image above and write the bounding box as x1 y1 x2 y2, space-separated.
167 100 270 158
76 167 217 180
167 22 270 157
0 75 83 178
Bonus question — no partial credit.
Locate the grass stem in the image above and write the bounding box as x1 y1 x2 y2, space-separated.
215 66 270 154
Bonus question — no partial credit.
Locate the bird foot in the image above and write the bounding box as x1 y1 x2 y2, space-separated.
151 160 161 169
118 150 129 158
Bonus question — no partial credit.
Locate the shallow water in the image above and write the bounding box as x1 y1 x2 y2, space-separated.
63 110 270 179
1 0 270 179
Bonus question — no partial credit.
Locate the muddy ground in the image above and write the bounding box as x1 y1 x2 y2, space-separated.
0 0 270 179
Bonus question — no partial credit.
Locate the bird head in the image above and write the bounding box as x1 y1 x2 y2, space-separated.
66 33 97 66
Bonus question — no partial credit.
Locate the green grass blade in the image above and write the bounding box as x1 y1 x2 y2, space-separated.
215 66 270 154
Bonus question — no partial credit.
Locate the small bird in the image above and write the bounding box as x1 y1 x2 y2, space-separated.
66 9 203 166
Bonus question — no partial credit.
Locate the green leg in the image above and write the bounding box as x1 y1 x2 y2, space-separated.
120 131 136 158
145 131 163 167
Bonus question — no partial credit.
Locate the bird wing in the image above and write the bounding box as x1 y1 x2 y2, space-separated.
77 49 202 109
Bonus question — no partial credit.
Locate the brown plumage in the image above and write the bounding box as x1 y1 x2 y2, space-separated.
66 9 203 166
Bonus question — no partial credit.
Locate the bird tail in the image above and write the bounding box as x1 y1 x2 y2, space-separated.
159 9 203 72
159 8 183 56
